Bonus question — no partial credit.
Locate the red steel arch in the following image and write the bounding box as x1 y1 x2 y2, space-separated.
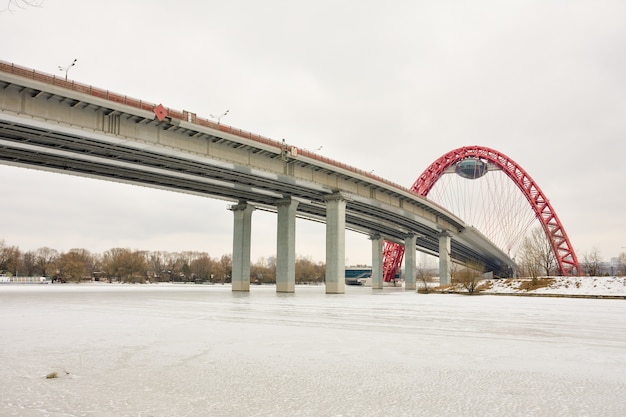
383 145 580 280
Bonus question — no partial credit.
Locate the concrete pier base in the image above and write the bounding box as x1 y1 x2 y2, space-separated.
324 193 347 294
276 198 298 293
404 234 417 291
370 234 383 289
439 231 451 286
230 202 254 291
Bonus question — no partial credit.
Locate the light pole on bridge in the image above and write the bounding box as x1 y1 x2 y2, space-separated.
210 109 229 124
58 58 77 81
304 146 323 154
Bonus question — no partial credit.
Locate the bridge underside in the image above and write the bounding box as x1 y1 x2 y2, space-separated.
0 115 513 276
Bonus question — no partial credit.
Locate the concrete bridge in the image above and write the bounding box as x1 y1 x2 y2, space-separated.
0 61 514 293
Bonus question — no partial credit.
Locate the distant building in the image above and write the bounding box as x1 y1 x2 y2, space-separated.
345 266 371 285
0 275 50 284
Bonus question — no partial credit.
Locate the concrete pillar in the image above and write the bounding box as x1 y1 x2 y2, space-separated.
276 198 299 293
438 231 451 286
404 234 417 291
230 202 255 291
324 193 347 294
370 234 383 289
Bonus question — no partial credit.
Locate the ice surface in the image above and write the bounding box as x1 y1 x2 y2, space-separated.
1 284 625 416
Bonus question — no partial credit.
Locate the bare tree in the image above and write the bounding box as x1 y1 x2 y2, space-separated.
416 264 433 293
35 246 58 277
295 256 324 284
55 248 93 282
581 247 603 277
190 252 216 282
161 252 187 282
0 240 21 276
250 256 276 284
146 251 167 281
1 0 44 13
101 248 148 283
618 252 626 277
517 227 556 277
452 260 485 294
214 254 232 284
20 250 37 276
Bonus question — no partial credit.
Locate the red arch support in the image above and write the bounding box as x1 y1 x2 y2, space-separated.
383 145 580 280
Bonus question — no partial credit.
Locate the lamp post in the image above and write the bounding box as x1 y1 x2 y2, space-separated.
210 109 229 124
304 146 322 153
58 58 77 81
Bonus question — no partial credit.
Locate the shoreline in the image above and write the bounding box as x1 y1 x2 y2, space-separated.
432 290 626 300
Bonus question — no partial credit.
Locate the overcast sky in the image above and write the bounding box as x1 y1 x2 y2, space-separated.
1 0 625 265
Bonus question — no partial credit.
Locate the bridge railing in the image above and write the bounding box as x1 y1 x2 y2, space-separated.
0 61 419 199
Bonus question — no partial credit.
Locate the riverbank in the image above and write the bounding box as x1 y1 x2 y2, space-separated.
435 276 626 298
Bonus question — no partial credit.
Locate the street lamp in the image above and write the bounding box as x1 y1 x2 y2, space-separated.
210 109 229 124
58 58 77 81
304 146 322 153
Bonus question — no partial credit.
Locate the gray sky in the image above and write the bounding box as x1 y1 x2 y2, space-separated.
1 0 625 265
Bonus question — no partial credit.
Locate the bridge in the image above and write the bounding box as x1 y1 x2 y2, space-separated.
0 61 515 293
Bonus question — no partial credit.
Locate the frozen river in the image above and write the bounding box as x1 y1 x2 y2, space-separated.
1 284 625 417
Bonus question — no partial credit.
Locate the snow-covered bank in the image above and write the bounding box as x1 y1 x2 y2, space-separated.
441 276 626 298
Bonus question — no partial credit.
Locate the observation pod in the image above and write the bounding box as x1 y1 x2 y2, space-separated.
455 158 488 180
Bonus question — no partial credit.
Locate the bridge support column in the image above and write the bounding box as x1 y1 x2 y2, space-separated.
230 202 255 292
324 193 347 294
438 231 451 286
404 234 417 291
276 198 298 293
370 234 383 289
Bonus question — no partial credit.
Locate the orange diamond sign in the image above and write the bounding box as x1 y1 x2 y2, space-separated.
153 104 168 121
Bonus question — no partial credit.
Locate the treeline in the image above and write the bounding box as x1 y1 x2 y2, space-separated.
0 239 325 284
